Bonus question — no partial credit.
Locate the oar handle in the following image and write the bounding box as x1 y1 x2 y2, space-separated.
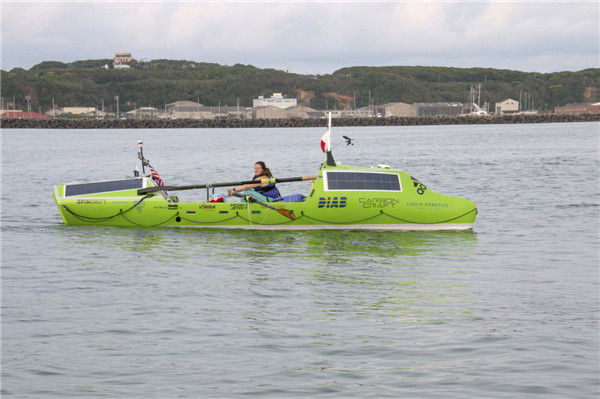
137 175 317 195
275 176 318 183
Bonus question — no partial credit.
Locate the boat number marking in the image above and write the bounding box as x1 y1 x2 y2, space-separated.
359 198 399 208
231 204 248 210
318 197 347 208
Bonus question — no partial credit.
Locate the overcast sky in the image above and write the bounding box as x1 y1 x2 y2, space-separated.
2 1 598 74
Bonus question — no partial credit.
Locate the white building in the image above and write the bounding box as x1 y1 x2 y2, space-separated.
252 93 297 109
62 107 97 115
495 99 520 115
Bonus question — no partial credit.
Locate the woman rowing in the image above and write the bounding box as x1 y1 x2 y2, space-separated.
227 161 280 200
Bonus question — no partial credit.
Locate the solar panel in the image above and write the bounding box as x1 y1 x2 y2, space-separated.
65 178 144 196
325 171 401 191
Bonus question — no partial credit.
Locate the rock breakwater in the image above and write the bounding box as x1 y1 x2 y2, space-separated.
2 113 598 129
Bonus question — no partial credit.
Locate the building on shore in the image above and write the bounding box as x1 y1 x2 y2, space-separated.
382 102 418 117
252 93 297 109
45 109 62 118
495 99 520 115
123 107 160 119
58 110 112 118
252 105 321 119
554 103 600 115
163 101 251 119
165 101 204 119
32 96 600 121
114 53 134 65
345 107 379 118
43 107 111 119
414 102 466 117
1 110 48 119
62 107 97 115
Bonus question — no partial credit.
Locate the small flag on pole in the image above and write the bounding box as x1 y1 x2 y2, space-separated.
150 166 164 186
320 130 330 153
320 112 332 153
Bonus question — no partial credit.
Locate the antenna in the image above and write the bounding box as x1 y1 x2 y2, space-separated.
138 140 146 175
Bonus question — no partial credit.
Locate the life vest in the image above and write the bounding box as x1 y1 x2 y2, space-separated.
253 175 280 199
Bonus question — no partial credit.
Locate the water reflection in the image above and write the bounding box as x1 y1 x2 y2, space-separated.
294 230 479 323
298 229 477 259
49 224 477 269
47 225 479 324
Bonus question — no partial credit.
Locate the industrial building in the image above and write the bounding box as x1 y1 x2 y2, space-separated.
554 103 600 115
1 110 48 119
252 93 297 109
415 102 468 117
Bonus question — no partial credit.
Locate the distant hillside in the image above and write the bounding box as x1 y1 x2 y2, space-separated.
1 59 598 113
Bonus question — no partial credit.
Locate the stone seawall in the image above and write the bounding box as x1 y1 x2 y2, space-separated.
2 113 598 129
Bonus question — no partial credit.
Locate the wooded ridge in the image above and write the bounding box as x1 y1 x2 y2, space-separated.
2 59 598 113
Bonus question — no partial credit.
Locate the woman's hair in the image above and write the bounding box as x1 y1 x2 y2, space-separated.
255 161 273 178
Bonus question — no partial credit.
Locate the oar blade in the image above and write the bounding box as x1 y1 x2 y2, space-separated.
277 208 296 221
240 192 296 221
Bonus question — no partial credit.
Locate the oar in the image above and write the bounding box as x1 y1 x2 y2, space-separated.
138 175 317 195
233 192 296 221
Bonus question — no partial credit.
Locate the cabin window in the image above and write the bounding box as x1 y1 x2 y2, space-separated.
65 178 144 196
324 171 402 191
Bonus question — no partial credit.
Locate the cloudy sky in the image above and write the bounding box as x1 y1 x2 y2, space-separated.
2 1 598 74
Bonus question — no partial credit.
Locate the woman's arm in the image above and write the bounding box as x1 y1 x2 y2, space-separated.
227 174 269 196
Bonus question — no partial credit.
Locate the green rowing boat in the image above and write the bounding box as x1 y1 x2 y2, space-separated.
53 118 477 230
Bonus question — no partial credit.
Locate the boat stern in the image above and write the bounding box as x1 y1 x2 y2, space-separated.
53 177 160 226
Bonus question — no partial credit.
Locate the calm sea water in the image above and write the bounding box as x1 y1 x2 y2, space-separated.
2 122 599 398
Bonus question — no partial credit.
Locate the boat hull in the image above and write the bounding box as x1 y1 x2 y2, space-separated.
53 169 477 231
